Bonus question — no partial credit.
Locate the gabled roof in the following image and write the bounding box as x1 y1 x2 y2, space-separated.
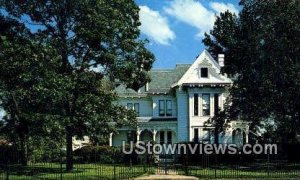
115 64 190 96
173 50 232 87
147 64 190 93
115 50 232 96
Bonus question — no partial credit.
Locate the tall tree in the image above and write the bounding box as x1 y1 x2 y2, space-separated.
0 15 62 165
0 0 154 170
203 0 300 143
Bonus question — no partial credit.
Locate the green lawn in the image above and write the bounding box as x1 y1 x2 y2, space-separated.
2 163 300 179
179 167 300 179
0 163 152 180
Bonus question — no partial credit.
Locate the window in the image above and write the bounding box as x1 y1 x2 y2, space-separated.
167 131 172 144
127 103 139 115
134 103 139 115
202 94 210 116
202 129 211 143
166 100 172 116
159 100 172 116
200 68 208 78
127 103 133 110
160 131 165 144
214 94 219 115
194 128 199 143
194 94 199 116
159 100 165 116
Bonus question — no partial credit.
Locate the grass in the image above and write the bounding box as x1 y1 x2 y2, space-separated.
0 163 152 180
1 163 300 179
178 167 300 179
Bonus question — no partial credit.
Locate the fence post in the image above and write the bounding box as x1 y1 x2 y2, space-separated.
113 149 116 180
214 153 217 178
60 149 63 180
143 159 146 173
5 154 9 180
113 162 116 180
184 154 188 176
267 151 270 177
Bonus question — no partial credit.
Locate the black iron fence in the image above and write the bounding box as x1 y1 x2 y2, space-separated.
1 144 300 179
0 148 155 180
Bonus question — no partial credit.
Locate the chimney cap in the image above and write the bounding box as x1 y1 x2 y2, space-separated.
218 54 225 58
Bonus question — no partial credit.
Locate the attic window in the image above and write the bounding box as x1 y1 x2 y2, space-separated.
200 68 208 78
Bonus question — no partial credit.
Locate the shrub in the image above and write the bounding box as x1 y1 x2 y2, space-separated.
74 145 134 164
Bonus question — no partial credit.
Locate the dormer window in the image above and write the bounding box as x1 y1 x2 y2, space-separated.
200 68 208 78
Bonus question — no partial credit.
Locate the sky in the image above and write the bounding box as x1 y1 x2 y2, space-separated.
136 0 240 69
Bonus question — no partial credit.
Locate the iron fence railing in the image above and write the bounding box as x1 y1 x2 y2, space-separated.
1 149 300 179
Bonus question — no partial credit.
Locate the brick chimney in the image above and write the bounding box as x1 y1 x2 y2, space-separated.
218 54 225 67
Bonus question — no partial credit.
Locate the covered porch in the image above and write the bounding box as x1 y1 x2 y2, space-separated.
109 121 178 146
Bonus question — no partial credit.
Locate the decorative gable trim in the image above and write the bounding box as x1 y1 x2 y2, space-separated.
172 50 231 88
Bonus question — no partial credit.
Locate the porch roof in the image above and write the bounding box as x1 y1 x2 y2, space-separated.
137 117 177 123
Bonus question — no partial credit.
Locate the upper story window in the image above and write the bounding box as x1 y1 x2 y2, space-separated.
159 100 172 117
127 103 139 115
200 67 208 78
127 103 133 110
166 100 172 116
214 93 219 115
202 94 210 116
194 94 199 116
159 100 165 116
134 103 139 115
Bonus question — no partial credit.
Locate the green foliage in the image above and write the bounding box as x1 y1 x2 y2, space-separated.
74 146 124 164
0 0 154 169
203 0 300 143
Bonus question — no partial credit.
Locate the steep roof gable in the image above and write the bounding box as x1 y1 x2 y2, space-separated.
173 50 232 87
115 64 190 95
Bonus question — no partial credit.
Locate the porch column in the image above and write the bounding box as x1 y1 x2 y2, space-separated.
245 131 249 143
136 129 142 142
109 133 113 146
152 130 158 142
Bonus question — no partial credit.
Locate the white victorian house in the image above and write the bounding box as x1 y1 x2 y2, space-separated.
110 50 249 147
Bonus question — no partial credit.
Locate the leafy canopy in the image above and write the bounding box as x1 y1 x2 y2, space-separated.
203 0 300 142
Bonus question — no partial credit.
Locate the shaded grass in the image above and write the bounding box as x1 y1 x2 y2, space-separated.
0 163 152 179
2 163 300 179
176 166 300 179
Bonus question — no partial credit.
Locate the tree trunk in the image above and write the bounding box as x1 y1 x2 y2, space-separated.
66 126 73 171
19 134 27 166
